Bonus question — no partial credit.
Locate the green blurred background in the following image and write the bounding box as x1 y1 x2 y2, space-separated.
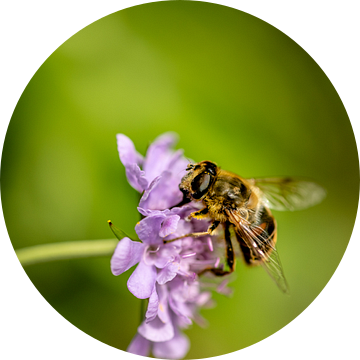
1 1 359 358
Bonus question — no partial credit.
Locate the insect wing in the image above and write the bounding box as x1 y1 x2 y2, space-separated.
226 209 289 293
262 244 289 294
251 177 326 211
240 222 289 293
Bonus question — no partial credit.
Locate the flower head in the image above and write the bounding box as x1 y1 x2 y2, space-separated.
117 132 188 210
111 133 232 359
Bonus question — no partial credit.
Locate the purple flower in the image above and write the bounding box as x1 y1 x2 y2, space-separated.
117 132 188 210
112 133 232 359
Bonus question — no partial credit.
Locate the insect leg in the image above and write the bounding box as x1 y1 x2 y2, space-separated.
198 221 235 276
187 207 209 220
224 222 235 271
234 229 254 265
163 220 220 243
169 193 191 209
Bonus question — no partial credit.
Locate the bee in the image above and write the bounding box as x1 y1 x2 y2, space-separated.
165 160 326 293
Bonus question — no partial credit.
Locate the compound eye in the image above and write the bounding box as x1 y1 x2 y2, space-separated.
205 163 217 176
191 173 212 199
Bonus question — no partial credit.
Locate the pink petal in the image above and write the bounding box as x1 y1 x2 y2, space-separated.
140 171 183 210
143 132 178 183
145 286 159 323
117 134 148 192
138 316 174 342
152 328 190 359
157 262 180 285
110 238 144 276
126 163 148 193
159 215 180 238
135 214 165 245
157 284 171 324
139 175 162 207
168 296 192 325
116 134 143 166
127 261 157 299
127 333 151 357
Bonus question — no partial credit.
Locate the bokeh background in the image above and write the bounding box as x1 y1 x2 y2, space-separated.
1 1 359 359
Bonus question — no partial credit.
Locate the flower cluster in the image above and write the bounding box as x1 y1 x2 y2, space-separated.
111 133 229 359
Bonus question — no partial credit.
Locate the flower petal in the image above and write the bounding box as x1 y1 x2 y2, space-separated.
127 261 157 299
157 262 180 285
127 333 151 357
152 327 190 359
138 316 174 342
140 171 183 210
159 215 180 238
145 286 159 323
167 149 188 175
143 132 178 183
137 207 170 217
126 163 148 193
138 175 162 208
157 284 171 324
116 134 143 166
135 214 165 245
168 296 192 325
154 246 180 269
117 134 148 192
110 238 144 276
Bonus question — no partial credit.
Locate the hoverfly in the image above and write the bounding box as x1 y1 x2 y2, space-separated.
165 160 326 293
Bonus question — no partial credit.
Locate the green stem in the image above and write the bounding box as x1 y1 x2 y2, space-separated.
15 239 119 266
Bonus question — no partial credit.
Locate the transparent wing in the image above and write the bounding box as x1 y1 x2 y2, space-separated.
250 177 326 211
239 222 289 294
226 209 289 293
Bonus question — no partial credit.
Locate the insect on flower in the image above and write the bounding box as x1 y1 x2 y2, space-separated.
165 160 327 293
111 133 326 358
